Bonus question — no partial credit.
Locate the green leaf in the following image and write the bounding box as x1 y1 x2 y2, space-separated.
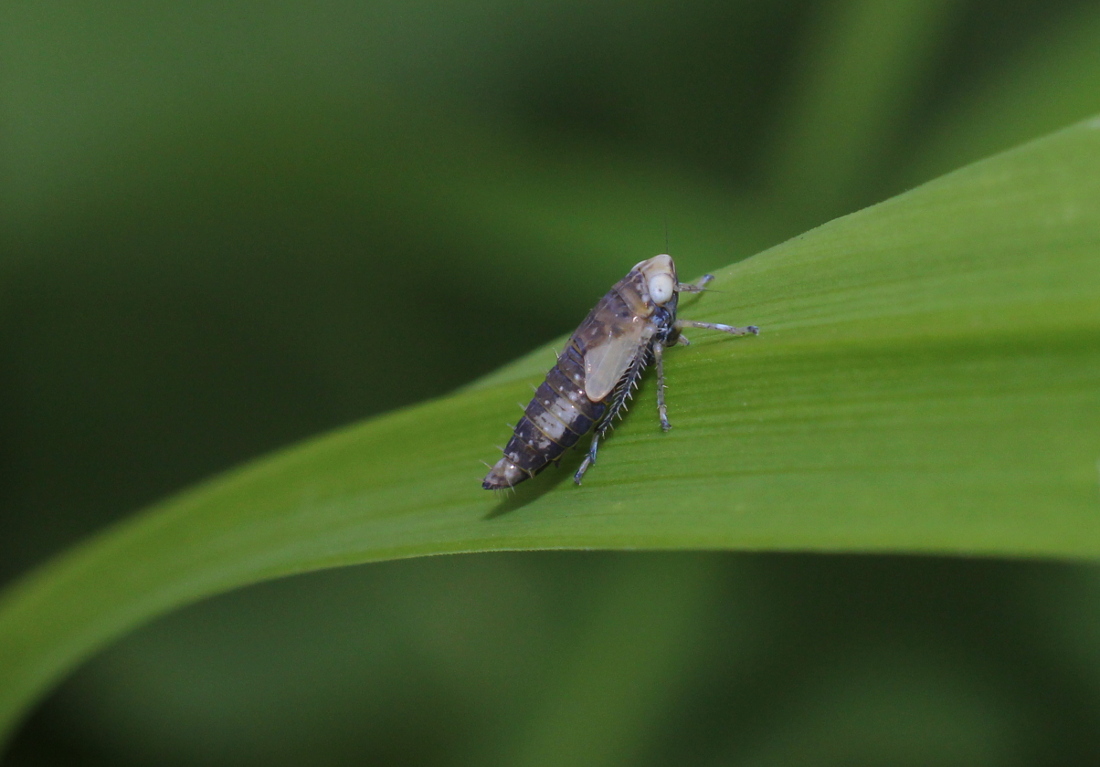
2 118 1100 746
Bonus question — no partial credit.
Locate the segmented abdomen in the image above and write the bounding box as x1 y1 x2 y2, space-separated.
482 340 606 489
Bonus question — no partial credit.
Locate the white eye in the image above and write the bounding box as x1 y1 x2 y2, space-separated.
649 273 674 304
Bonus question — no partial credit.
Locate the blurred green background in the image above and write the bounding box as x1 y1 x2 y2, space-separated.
3 0 1100 764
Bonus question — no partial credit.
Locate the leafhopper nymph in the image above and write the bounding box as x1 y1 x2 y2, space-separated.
482 255 758 489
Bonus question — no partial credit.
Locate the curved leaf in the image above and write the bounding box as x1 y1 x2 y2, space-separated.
2 118 1100 745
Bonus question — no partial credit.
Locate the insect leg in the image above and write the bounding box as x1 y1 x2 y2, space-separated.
654 340 671 431
677 274 714 293
675 319 759 336
574 432 601 485
675 334 690 346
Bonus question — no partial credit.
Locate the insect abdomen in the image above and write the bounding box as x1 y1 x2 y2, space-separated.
482 341 606 489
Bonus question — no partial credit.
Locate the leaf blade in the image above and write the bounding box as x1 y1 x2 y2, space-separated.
2 118 1100 744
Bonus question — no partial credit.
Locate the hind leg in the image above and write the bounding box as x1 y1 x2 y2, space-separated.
573 432 601 485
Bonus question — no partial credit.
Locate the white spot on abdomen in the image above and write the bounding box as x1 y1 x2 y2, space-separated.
532 409 567 441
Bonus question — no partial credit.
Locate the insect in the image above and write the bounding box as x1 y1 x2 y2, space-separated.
482 254 758 489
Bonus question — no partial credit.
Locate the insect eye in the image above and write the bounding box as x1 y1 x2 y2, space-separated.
649 274 675 304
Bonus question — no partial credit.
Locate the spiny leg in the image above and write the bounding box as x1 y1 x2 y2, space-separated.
675 319 759 336
574 361 640 484
574 431 601 485
654 340 671 431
